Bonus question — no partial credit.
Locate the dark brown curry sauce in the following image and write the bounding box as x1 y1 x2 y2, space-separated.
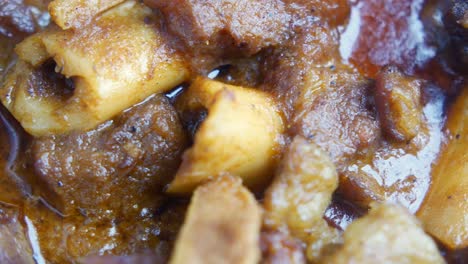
0 0 466 263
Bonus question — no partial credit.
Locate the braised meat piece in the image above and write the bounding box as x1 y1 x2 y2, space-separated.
263 25 380 164
146 0 291 54
27 95 188 217
144 0 291 71
291 76 380 165
263 20 445 212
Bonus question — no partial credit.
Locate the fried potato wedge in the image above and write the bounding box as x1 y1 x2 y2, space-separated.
167 78 284 194
1 1 189 136
324 204 444 264
417 87 468 249
170 175 261 264
263 136 341 262
49 0 125 29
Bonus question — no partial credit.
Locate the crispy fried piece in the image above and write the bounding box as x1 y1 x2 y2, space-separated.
1 1 189 136
375 66 423 142
323 204 444 264
170 175 261 264
263 136 341 262
417 86 468 249
167 78 284 194
48 0 125 29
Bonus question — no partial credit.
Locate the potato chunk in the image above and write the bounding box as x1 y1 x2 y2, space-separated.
49 0 125 29
263 136 341 262
417 87 468 249
1 1 189 136
167 78 285 194
323 204 444 264
170 175 262 264
375 66 423 142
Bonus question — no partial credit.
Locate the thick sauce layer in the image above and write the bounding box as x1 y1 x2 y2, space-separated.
0 0 466 263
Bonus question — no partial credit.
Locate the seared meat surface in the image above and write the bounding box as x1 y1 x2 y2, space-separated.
27 95 188 216
0 0 465 263
145 0 291 58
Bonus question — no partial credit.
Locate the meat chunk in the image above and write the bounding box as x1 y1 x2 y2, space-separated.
145 0 291 70
263 25 380 161
322 204 444 264
263 136 341 262
27 94 188 216
292 74 380 165
170 175 262 264
262 25 344 118
375 66 423 142
0 207 35 264
264 21 446 213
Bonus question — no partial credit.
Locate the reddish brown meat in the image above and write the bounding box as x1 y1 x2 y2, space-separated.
146 0 291 54
262 25 342 118
26 95 188 217
291 75 380 165
263 25 380 164
144 0 291 71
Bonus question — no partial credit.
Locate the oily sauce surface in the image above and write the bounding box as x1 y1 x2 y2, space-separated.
0 0 466 263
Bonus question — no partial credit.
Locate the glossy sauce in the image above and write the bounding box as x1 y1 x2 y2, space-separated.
0 0 466 263
339 0 437 77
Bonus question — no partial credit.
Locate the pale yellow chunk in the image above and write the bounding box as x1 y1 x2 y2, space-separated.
170 175 261 264
49 0 125 29
263 136 341 262
324 204 444 264
167 78 284 194
417 87 468 249
2 1 189 136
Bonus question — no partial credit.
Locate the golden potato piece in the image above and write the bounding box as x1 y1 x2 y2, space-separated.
49 0 125 29
263 136 341 262
417 87 468 249
323 204 444 264
170 175 262 264
167 78 284 194
1 1 189 136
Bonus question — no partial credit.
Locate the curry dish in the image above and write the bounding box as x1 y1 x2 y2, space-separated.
0 0 467 263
